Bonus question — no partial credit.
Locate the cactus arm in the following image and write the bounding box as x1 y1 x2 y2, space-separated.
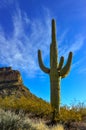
60 52 73 78
38 50 50 74
58 56 64 70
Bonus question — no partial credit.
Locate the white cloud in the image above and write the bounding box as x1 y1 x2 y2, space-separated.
58 29 69 45
69 35 85 52
0 8 51 77
57 30 86 75
58 31 85 60
72 56 86 74
0 6 85 78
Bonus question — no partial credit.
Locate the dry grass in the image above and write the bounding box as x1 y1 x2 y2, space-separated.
0 108 64 130
51 124 64 130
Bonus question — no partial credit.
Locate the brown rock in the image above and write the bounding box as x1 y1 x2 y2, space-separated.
0 67 22 86
0 67 30 98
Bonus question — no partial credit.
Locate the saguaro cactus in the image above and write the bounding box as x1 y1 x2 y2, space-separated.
38 19 73 116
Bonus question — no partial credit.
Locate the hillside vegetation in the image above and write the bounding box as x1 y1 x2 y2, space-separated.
0 95 52 119
0 91 86 130
0 95 86 122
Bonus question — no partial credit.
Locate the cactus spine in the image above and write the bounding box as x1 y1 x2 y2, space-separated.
38 19 73 116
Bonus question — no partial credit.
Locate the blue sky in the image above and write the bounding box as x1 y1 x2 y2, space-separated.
0 0 86 106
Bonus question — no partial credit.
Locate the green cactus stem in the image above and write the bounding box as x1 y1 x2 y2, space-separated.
38 19 73 117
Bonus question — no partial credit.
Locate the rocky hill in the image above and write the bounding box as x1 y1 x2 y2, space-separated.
0 67 33 98
0 67 51 119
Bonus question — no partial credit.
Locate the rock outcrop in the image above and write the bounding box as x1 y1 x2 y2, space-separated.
0 67 30 98
0 67 22 86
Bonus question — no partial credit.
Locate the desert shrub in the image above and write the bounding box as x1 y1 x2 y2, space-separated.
0 96 52 119
33 121 64 130
1 96 86 123
0 109 22 130
0 109 64 130
70 100 86 120
59 106 81 122
52 106 82 123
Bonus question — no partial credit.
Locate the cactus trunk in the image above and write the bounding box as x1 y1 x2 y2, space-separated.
50 76 61 114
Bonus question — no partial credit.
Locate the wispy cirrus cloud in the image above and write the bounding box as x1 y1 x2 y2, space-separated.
0 6 85 77
69 35 85 52
0 8 51 77
58 29 85 74
58 32 85 58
